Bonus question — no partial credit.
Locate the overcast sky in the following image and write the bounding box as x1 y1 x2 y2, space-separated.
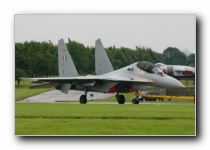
15 14 196 53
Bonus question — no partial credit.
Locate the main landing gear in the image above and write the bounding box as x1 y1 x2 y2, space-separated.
116 93 125 104
79 87 88 104
79 95 87 104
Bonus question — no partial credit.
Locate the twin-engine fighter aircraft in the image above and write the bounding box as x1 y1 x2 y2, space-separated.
21 39 184 104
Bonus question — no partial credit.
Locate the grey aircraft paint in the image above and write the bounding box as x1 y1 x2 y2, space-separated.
95 39 114 75
21 38 185 104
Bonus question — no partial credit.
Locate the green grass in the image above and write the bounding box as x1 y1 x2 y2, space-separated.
180 79 195 87
15 79 195 135
15 80 54 101
15 103 195 135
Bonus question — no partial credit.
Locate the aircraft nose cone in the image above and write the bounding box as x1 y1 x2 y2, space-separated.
164 76 185 88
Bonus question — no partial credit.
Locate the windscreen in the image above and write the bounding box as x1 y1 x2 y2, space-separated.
137 61 164 75
137 61 155 73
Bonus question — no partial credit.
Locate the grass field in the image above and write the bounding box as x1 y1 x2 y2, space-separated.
15 103 195 135
15 80 53 101
180 79 195 87
15 80 195 136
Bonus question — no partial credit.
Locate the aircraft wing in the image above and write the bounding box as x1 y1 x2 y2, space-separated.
21 75 152 93
20 75 152 84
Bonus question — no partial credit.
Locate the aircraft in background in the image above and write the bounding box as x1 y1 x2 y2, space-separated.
155 63 195 80
21 38 184 104
95 39 195 80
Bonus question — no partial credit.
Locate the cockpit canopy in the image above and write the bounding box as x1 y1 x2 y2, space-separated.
137 61 164 75
137 61 155 73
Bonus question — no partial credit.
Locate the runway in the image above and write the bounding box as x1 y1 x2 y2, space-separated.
21 90 115 103
19 90 194 105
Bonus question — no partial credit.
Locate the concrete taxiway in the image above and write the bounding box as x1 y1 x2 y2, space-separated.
21 90 115 103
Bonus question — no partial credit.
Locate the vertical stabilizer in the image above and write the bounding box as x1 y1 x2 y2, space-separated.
58 39 78 77
95 39 114 75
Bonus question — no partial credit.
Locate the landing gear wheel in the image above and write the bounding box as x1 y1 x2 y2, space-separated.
132 98 139 104
80 95 87 104
116 93 119 99
117 95 125 104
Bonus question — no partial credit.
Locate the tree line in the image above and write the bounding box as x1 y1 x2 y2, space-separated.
15 38 195 80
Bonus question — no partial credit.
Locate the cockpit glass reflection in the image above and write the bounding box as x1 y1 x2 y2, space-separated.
137 61 164 76
152 67 164 75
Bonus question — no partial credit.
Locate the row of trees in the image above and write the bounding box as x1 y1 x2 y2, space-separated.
15 38 195 79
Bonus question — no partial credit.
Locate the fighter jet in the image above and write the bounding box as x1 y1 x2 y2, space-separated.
155 63 195 80
21 38 184 104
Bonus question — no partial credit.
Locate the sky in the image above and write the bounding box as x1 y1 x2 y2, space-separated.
15 14 196 54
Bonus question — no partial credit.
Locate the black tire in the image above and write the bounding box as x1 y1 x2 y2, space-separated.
117 95 125 104
132 98 139 104
80 95 87 104
132 99 135 104
143 98 146 101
